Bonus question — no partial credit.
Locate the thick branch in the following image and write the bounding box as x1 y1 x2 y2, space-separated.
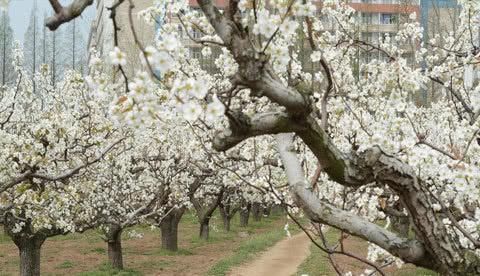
212 111 305 151
275 133 434 269
197 0 308 113
46 0 94 31
196 0 234 44
48 0 63 13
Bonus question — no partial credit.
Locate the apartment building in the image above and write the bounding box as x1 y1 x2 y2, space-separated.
420 0 459 41
88 0 463 75
87 0 155 76
87 0 114 67
350 0 420 63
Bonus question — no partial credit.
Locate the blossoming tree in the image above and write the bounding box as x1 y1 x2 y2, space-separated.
45 0 480 274
0 49 123 276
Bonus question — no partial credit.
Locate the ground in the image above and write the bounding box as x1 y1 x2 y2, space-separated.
0 212 438 276
229 232 310 276
0 212 289 276
295 229 439 276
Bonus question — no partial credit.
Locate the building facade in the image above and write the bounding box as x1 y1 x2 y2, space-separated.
87 0 155 76
420 0 459 41
88 0 464 75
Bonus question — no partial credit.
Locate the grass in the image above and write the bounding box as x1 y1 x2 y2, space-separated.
207 215 298 276
55 260 75 269
143 247 193 256
394 268 438 276
0 210 289 275
78 263 142 276
0 232 10 244
91 247 106 254
295 230 338 276
295 229 439 276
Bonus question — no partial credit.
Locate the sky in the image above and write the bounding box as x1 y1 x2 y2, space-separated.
6 0 96 43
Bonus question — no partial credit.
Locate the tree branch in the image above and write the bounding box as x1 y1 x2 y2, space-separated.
46 0 94 31
0 138 124 193
31 138 124 182
212 111 306 151
275 133 435 269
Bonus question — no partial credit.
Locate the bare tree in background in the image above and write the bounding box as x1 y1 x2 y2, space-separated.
0 9 14 86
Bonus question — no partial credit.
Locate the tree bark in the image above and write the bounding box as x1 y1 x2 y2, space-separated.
219 205 231 231
192 189 223 240
219 203 238 232
12 235 45 276
252 203 262 222
391 216 410 238
160 209 184 251
263 206 271 217
199 219 210 240
239 204 250 227
223 216 231 231
106 225 123 270
191 2 480 273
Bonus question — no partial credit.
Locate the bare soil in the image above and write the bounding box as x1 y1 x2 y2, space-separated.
228 232 311 276
0 214 286 276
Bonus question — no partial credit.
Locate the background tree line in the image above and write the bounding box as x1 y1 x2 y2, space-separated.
22 1 87 86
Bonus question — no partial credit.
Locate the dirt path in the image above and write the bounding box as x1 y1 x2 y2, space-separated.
229 232 311 276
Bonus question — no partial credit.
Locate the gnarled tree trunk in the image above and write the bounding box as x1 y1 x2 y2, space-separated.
160 208 185 251
106 224 123 270
263 205 272 217
13 235 45 276
199 219 210 240
219 205 231 231
252 203 262 222
192 189 224 240
239 204 251 227
219 202 238 232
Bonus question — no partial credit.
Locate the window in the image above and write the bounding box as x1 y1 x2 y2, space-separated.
190 48 202 60
362 13 379 24
191 28 202 39
380 13 398 25
362 32 380 43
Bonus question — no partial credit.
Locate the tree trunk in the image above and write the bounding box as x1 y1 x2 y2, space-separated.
222 215 231 231
14 235 45 276
219 205 232 231
160 210 184 251
252 203 262 222
240 204 250 227
199 219 210 240
263 206 271 217
106 225 123 270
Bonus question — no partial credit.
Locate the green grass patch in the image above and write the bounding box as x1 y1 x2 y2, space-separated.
79 263 142 276
91 247 106 254
394 268 438 276
295 230 338 276
296 229 438 276
207 227 292 276
56 260 75 269
144 248 193 256
0 232 10 244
